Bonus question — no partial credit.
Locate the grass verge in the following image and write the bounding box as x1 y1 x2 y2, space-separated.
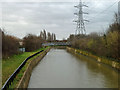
2 47 47 88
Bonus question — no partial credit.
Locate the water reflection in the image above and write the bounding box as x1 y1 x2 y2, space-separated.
71 52 119 88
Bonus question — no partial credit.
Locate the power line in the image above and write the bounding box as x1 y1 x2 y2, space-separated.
89 0 119 21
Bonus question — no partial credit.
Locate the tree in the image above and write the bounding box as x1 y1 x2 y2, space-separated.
67 12 120 60
40 31 43 39
47 32 51 42
43 29 47 41
2 30 20 58
23 34 42 52
52 33 55 41
106 30 119 59
53 34 56 41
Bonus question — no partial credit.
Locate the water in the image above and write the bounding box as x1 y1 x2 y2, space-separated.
28 49 119 88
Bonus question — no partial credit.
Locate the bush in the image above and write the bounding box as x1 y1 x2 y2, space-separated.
68 13 120 60
23 34 43 52
2 30 20 58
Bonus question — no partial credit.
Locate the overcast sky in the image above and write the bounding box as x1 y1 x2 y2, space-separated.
0 0 119 40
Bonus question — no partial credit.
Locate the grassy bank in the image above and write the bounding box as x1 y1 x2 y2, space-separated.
67 47 120 70
2 47 46 87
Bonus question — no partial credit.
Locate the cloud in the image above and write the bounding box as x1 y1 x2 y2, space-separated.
1 1 118 39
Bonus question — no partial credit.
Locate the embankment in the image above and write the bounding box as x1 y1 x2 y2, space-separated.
66 47 120 70
17 48 51 88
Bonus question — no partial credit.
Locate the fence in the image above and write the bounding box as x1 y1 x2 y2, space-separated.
1 50 44 90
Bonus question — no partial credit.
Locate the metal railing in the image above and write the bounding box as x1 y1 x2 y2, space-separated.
1 50 44 90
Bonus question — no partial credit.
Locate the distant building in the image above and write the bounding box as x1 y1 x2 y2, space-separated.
118 1 120 24
19 41 23 46
19 48 25 52
19 41 25 52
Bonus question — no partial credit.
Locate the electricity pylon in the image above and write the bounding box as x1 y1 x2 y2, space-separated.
73 0 89 35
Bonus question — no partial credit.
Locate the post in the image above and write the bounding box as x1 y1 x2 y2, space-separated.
118 1 120 24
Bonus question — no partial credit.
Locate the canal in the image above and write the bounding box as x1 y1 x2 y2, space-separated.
28 49 119 88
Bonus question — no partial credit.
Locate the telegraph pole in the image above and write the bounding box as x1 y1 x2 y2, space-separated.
74 0 89 35
118 1 120 24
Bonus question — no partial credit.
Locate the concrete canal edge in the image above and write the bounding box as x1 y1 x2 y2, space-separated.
17 48 51 88
66 47 120 70
52 46 66 49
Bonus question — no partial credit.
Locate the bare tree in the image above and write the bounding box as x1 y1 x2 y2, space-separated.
43 29 47 41
23 34 42 52
2 30 20 58
47 32 51 42
53 34 56 41
40 31 43 39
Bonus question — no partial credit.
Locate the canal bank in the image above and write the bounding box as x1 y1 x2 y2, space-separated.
66 47 120 70
17 47 51 88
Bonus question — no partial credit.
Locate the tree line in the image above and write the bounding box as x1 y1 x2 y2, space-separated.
1 29 56 58
68 13 120 60
40 29 56 42
2 30 20 58
24 30 56 51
